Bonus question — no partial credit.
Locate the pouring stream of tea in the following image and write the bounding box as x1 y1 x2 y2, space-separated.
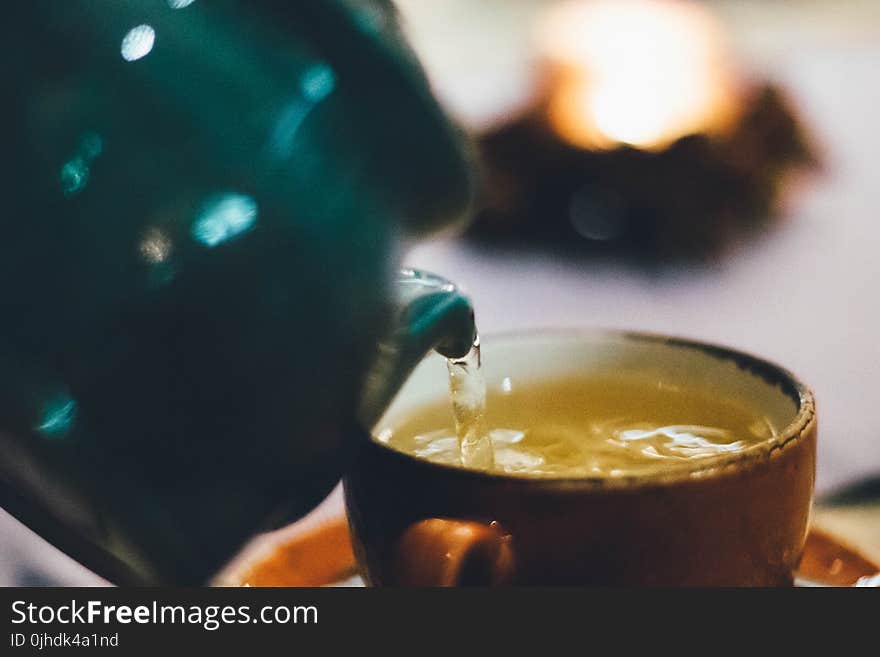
446 336 494 469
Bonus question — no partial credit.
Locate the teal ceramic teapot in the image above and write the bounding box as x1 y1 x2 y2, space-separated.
0 1 476 584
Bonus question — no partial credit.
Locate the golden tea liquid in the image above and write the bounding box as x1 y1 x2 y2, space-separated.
377 374 778 477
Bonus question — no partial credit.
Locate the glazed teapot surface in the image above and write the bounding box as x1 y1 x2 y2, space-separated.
0 1 474 584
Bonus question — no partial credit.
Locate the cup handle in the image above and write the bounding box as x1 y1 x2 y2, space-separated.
393 518 515 586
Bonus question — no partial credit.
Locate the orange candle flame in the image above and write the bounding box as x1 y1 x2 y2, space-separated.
540 0 737 151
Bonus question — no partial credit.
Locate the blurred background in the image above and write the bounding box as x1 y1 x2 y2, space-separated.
3 0 879 584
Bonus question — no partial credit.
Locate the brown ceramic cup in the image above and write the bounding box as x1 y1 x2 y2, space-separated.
344 330 817 586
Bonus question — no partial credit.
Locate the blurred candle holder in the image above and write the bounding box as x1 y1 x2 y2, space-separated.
469 0 820 263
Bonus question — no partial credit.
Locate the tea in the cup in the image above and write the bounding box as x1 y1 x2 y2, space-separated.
377 374 778 477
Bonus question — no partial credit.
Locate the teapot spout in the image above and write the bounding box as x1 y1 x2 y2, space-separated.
358 269 476 429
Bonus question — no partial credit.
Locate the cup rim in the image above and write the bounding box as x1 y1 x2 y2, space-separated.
370 327 816 490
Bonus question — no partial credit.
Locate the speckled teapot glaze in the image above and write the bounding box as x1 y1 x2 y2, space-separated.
0 1 476 584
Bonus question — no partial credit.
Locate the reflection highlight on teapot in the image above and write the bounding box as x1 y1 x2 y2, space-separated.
267 63 337 159
120 24 155 62
36 395 78 440
60 133 103 198
191 193 259 248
